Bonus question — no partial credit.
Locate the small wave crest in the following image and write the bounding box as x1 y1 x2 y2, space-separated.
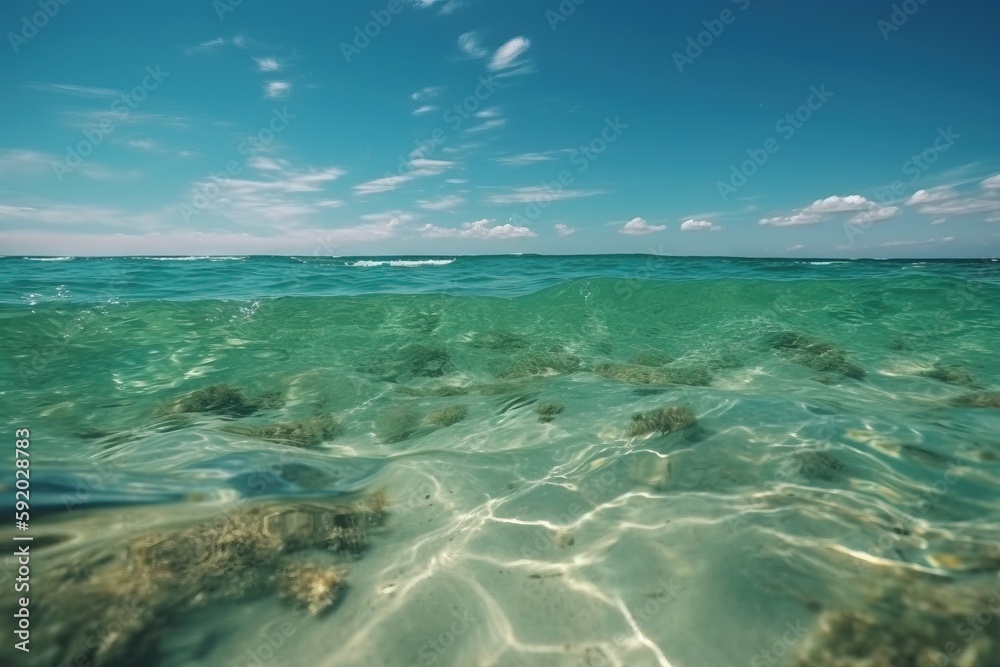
347 259 455 268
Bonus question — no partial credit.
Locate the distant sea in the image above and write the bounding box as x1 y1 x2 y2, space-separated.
2 255 999 667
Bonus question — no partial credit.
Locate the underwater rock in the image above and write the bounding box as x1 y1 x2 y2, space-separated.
277 563 345 616
625 406 697 438
161 384 284 417
771 332 866 380
794 450 845 481
7 494 386 667
374 406 422 444
469 330 528 352
224 415 341 448
535 401 565 423
357 343 453 382
593 362 712 387
918 364 978 386
792 581 1000 667
626 351 675 367
492 351 581 380
425 405 468 427
951 391 1000 408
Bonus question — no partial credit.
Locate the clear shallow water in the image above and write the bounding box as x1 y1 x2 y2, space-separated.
2 255 1000 667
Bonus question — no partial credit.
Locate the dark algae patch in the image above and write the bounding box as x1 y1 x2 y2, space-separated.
593 361 712 387
160 383 285 417
625 406 697 438
4 493 387 667
535 401 565 423
951 391 1000 408
223 415 342 448
771 332 866 380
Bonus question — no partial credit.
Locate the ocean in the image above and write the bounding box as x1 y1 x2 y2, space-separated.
2 254 999 667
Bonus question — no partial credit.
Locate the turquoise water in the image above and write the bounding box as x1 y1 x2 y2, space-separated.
2 255 1000 667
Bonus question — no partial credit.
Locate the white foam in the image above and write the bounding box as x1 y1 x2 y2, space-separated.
347 259 455 268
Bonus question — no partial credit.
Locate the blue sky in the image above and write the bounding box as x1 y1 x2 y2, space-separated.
1 0 999 257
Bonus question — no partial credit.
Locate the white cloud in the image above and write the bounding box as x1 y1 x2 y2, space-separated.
488 36 531 72
680 219 720 232
188 159 347 225
786 244 805 251
419 218 536 239
359 210 416 225
931 218 946 225
265 81 292 99
446 178 467 184
759 194 898 226
354 158 456 196
849 206 900 224
353 175 415 196
187 37 226 55
496 152 556 167
255 57 280 72
620 217 666 235
410 86 443 102
413 105 438 115
906 187 958 205
418 195 464 211
554 223 575 236
913 198 1000 216
0 149 139 182
127 138 156 151
475 107 501 119
465 118 506 133
458 31 488 58
25 82 121 97
485 186 606 205
981 174 1000 190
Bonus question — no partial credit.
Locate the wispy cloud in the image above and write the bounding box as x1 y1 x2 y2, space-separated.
680 219 721 231
488 36 532 74
413 105 438 116
555 223 575 236
0 149 140 182
465 118 506 133
25 82 121 97
760 195 899 226
980 173 1000 190
186 37 226 55
354 158 456 196
265 81 292 100
187 158 347 226
620 217 666 235
458 31 488 58
417 195 464 211
419 218 536 239
496 152 556 167
410 86 444 102
255 57 280 72
485 186 606 205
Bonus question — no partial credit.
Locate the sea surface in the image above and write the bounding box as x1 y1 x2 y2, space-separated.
2 255 1000 667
